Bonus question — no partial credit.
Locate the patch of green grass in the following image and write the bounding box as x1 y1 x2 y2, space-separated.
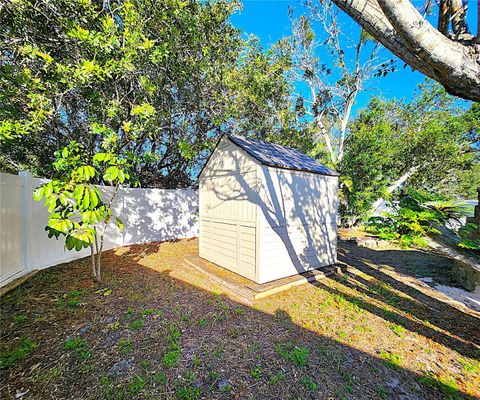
211 347 224 360
389 323 407 338
176 386 201 400
379 350 402 370
167 325 182 343
128 375 146 395
142 308 155 315
64 336 92 359
164 324 182 367
164 346 181 367
212 312 224 322
337 330 350 342
227 327 239 339
13 314 28 323
419 373 460 398
198 318 207 327
275 342 309 367
129 318 145 330
234 307 245 316
208 370 219 380
184 370 197 383
79 364 94 373
100 376 120 400
192 355 202 367
249 366 263 379
354 324 373 333
268 371 285 385
154 371 167 385
56 290 83 308
300 375 317 391
181 311 191 322
118 338 133 354
459 358 480 375
124 307 135 320
108 320 120 331
220 383 232 393
64 336 85 351
33 367 61 382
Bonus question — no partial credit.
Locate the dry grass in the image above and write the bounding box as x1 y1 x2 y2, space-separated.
1 237 479 399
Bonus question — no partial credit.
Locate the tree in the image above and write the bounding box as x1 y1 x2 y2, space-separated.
340 82 479 224
33 142 134 282
277 5 394 164
329 0 480 102
1 0 300 187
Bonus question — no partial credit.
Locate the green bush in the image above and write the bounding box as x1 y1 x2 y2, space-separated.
365 189 471 248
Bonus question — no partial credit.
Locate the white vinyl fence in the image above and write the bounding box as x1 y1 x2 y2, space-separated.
0 172 199 287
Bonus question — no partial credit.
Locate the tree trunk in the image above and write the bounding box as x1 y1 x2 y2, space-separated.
370 165 420 212
90 245 97 281
315 115 336 163
93 235 101 283
96 233 103 283
330 0 480 102
437 0 450 35
449 0 473 40
337 89 357 162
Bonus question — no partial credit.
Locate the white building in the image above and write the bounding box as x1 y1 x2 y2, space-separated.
199 134 339 284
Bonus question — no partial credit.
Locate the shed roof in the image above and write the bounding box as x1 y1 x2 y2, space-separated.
227 134 339 176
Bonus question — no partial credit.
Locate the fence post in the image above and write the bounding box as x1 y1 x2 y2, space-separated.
19 171 33 273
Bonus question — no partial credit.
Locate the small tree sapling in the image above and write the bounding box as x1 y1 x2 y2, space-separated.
33 142 133 282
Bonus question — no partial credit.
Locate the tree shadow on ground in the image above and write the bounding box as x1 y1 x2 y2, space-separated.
327 240 480 359
1 240 477 399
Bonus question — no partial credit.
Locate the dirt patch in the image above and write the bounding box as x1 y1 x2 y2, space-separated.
1 238 479 399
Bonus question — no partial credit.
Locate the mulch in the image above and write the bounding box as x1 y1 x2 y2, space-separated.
1 238 479 399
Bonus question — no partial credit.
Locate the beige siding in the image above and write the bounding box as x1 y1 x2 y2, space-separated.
199 137 259 281
257 166 338 284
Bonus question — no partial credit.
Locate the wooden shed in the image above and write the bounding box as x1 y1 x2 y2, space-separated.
199 134 339 284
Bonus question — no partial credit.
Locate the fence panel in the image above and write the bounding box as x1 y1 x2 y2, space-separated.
0 173 26 286
0 172 199 287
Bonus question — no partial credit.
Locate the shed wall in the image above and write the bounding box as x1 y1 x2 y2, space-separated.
199 138 259 280
257 166 338 283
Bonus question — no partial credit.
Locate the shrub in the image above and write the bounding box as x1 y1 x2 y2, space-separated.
365 189 471 248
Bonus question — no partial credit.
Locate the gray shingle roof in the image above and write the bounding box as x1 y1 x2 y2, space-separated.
227 135 339 176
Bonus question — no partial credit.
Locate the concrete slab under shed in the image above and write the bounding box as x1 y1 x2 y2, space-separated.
183 255 342 305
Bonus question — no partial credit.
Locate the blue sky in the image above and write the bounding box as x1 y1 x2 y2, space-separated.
230 0 477 115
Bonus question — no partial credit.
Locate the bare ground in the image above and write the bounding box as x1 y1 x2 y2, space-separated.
1 237 479 400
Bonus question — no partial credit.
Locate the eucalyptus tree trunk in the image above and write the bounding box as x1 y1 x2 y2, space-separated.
330 0 480 102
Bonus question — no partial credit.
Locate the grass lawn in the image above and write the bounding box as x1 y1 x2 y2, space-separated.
1 237 479 399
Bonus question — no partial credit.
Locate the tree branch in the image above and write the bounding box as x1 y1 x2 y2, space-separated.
330 0 480 102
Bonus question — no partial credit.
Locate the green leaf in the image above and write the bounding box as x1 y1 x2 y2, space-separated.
74 185 85 203
115 217 124 231
117 169 125 183
88 187 99 208
76 165 96 181
103 289 112 296
33 186 45 201
48 218 73 234
82 189 90 209
104 166 119 182
46 196 57 212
